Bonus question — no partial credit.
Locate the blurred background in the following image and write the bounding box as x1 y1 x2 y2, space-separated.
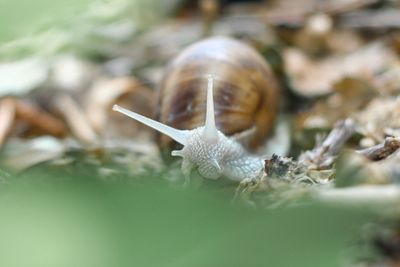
1 0 400 266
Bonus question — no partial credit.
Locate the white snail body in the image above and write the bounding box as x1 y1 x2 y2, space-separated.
113 77 264 181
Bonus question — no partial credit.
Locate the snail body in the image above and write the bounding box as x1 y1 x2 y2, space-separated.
157 36 280 152
113 77 263 181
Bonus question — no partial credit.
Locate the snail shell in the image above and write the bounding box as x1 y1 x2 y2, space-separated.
157 36 280 153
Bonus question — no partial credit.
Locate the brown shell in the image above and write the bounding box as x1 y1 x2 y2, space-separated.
157 36 280 153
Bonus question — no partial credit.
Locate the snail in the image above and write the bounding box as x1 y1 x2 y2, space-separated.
113 37 280 181
114 76 265 181
157 37 279 152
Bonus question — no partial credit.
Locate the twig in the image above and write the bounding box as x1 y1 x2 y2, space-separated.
357 137 400 161
299 119 356 169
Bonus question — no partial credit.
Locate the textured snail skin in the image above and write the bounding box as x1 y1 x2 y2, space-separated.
113 76 264 181
157 36 280 153
176 127 263 181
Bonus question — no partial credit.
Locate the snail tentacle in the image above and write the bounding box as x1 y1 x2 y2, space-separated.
113 104 189 145
203 75 219 142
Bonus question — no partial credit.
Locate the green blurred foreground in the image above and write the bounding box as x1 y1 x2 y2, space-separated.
0 167 372 267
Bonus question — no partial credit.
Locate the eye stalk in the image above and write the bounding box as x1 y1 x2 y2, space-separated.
112 104 189 145
202 75 219 142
